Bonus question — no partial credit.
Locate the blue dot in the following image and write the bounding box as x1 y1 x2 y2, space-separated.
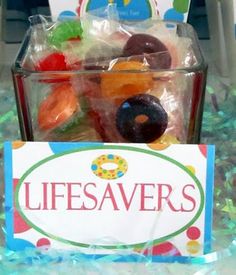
117 171 124 178
49 142 102 155
107 154 114 160
59 10 77 20
164 8 184 22
91 164 98 171
8 238 35 251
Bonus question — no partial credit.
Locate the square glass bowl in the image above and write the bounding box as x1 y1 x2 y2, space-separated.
12 19 207 144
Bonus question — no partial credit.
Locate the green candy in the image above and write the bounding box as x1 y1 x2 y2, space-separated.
173 0 189 13
54 115 86 135
48 20 83 48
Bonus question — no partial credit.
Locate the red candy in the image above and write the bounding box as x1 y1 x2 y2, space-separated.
35 52 67 71
35 52 82 82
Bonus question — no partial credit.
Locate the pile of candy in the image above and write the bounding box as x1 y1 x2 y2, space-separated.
19 15 204 143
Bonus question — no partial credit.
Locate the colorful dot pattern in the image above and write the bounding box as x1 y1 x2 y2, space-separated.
74 0 189 21
91 154 128 180
164 0 190 22
186 226 201 254
184 161 202 255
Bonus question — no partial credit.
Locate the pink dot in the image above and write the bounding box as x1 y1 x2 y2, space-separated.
198 145 207 158
14 209 31 233
143 242 181 256
13 178 32 234
36 238 51 248
187 226 201 240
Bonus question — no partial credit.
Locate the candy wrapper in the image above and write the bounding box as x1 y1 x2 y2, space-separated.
12 10 207 144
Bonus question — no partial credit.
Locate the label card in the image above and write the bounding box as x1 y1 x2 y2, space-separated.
48 0 191 22
4 142 214 262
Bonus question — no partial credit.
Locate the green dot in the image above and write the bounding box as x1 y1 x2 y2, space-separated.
103 170 107 174
173 0 189 13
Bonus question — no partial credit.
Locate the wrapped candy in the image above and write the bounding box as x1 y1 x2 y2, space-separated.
12 12 207 144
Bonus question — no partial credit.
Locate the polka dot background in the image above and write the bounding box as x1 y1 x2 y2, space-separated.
164 8 185 22
163 0 190 22
183 165 202 255
186 226 201 255
49 0 191 22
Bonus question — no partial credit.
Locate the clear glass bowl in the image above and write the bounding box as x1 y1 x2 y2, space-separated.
12 20 207 144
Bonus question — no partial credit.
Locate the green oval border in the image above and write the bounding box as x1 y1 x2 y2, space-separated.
15 145 205 249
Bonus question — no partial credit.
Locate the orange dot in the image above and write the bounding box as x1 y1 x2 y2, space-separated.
186 240 201 254
135 114 149 123
12 141 26 149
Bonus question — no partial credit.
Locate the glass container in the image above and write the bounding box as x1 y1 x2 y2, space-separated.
12 20 207 144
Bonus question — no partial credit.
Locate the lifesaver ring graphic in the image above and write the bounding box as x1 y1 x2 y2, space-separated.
91 154 128 180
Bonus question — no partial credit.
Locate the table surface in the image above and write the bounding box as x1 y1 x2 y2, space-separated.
0 40 235 274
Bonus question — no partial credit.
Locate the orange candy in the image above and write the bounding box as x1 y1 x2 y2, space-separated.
148 134 180 150
101 61 154 104
38 83 79 131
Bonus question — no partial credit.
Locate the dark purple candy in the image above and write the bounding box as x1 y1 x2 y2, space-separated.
123 33 171 69
116 94 168 143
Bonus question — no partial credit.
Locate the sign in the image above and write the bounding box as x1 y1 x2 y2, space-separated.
4 142 214 261
48 0 191 22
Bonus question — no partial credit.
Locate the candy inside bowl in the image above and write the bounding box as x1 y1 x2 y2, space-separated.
12 15 207 144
